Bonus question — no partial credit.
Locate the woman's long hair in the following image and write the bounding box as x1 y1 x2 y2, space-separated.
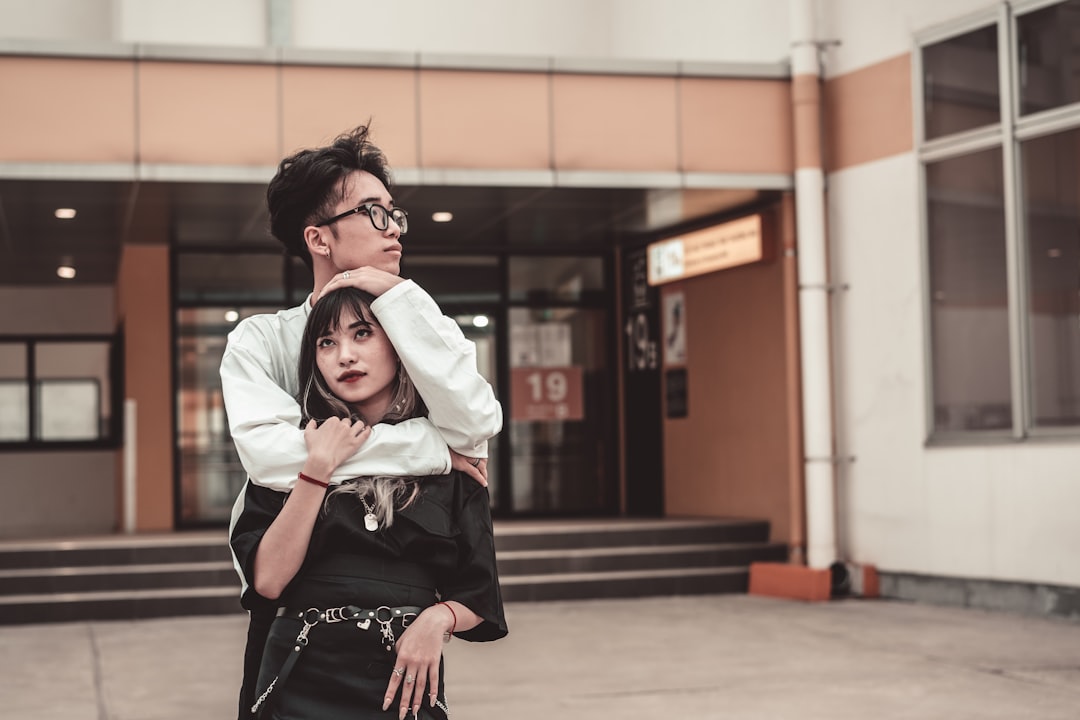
297 287 428 527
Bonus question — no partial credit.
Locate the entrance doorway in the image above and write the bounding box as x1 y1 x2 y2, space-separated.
175 251 618 525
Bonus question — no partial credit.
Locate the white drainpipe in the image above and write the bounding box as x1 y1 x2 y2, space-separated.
790 0 837 569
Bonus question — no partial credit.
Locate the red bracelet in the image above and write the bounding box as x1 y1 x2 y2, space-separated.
297 472 328 488
437 601 457 640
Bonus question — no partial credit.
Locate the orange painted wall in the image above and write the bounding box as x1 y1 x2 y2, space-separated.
825 53 914 172
0 56 794 176
116 244 174 531
0 57 136 163
660 206 799 544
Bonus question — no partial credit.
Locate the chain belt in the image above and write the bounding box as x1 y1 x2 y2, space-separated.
251 604 423 717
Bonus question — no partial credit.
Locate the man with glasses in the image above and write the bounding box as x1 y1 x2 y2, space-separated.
220 124 502 719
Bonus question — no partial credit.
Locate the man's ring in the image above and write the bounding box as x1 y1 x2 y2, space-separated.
343 271 350 280
470 457 482 467
392 667 405 677
405 674 415 684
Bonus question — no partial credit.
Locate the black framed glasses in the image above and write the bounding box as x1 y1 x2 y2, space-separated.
316 202 408 235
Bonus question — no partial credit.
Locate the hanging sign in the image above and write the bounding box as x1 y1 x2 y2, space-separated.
647 214 763 285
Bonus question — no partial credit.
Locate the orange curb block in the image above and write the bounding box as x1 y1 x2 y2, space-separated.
748 562 832 602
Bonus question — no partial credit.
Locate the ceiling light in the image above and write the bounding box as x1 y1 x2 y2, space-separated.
54 208 76 219
57 265 76 279
472 315 489 328
224 310 240 323
432 211 453 223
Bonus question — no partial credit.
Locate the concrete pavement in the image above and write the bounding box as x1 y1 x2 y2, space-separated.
3 594 1079 719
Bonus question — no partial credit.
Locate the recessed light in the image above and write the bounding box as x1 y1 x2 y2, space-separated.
55 208 76 219
57 265 76 279
432 211 453 223
472 315 489 328
224 310 240 323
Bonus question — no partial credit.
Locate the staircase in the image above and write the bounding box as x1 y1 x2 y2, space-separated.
0 518 786 624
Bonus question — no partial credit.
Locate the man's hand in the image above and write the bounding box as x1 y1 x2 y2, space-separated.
318 267 404 302
449 449 487 487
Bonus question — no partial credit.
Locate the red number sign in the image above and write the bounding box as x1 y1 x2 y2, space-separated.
510 366 584 421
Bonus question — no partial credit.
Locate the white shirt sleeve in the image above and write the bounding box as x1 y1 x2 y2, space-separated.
371 280 504 457
220 311 451 492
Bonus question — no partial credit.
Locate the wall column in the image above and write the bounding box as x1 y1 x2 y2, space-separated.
116 243 174 531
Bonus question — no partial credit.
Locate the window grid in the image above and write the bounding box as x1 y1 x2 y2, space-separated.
918 0 1080 440
0 336 120 449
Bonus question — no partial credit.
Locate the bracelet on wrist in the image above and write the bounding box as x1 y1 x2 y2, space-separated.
298 471 328 489
436 601 457 642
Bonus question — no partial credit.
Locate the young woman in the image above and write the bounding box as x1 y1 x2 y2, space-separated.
230 287 507 720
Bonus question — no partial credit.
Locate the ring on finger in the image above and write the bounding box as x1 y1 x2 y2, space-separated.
392 667 405 677
469 457 481 467
405 674 415 684
343 271 350 280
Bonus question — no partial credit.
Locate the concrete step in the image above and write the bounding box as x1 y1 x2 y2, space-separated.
0 586 242 624
493 518 770 551
497 541 787 575
500 566 751 602
0 534 228 570
0 519 785 624
0 561 238 596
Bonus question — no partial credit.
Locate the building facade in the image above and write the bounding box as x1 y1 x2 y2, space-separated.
0 0 1077 616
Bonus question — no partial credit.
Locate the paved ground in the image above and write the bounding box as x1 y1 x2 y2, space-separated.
3 594 1079 720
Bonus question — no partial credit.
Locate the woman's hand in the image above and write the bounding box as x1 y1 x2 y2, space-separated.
382 604 454 719
302 417 370 479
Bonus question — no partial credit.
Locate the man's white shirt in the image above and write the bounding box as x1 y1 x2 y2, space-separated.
219 279 503 492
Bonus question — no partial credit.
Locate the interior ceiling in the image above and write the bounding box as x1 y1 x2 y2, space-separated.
0 178 768 286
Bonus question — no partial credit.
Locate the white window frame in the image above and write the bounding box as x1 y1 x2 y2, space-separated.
916 0 1080 442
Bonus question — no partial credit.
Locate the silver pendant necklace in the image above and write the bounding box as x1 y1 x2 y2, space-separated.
361 496 378 532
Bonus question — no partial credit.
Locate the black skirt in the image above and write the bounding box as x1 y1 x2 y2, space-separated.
252 562 450 720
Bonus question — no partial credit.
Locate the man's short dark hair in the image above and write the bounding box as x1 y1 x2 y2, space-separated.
267 125 394 269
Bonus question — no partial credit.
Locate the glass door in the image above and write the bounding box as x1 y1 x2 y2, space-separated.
176 306 273 524
506 307 615 514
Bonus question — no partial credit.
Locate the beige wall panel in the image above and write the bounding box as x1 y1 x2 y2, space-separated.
418 71 550 169
0 57 135 163
117 243 174 531
680 78 794 174
825 53 913 172
137 61 278 166
281 66 419 169
0 452 116 539
553 75 678 171
662 216 793 543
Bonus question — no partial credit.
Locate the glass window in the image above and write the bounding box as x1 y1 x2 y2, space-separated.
36 342 112 441
926 148 1012 432
508 256 604 303
0 338 117 445
177 252 287 304
0 343 28 440
1021 127 1080 427
1018 0 1080 116
923 24 1000 140
403 256 501 304
287 256 314 307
